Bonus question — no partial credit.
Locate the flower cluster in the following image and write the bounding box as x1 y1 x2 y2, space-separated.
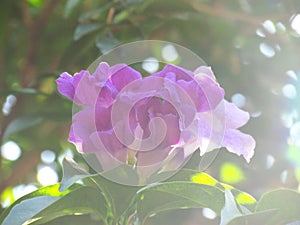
56 62 255 176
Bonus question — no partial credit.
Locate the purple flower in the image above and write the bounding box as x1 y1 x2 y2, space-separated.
56 62 255 176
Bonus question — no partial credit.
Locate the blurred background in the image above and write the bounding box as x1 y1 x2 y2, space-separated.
0 0 300 224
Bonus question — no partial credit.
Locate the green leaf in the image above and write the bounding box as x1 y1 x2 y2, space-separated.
96 36 120 54
0 184 71 225
227 209 278 225
2 196 59 225
74 23 102 41
78 8 106 23
113 10 130 24
149 169 256 210
90 166 140 221
137 182 225 224
1 187 14 207
148 169 219 185
235 192 256 206
39 214 102 225
59 156 91 192
220 189 243 225
15 88 39 94
3 116 43 141
79 3 114 23
287 145 300 165
286 221 300 225
255 189 300 225
28 187 107 225
59 156 139 221
64 0 80 18
198 149 220 171
189 171 219 186
27 0 43 8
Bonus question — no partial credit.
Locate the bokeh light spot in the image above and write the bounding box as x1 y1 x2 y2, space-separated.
291 14 300 35
220 163 244 184
282 84 297 99
280 170 288 183
262 20 276 34
162 44 179 62
1 187 14 208
37 166 58 186
202 208 217 220
2 95 17 116
1 141 22 161
259 43 275 58
266 154 275 169
276 22 286 32
41 150 56 164
281 110 298 128
13 184 38 200
142 57 159 74
286 70 298 81
251 111 262 118
287 144 300 166
231 93 246 108
256 29 266 37
290 122 300 146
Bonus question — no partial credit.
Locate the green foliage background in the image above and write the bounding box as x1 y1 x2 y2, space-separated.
1 0 300 224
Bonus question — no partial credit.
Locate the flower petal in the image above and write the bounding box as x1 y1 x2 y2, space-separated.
221 129 255 162
194 66 216 80
89 130 128 170
223 100 250 129
56 72 76 100
89 131 125 170
110 64 142 91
